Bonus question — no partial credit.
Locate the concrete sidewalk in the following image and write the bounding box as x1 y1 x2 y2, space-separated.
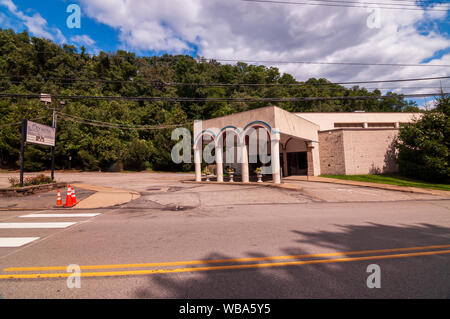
284 176 450 198
0 184 140 210
73 183 141 209
0 188 94 210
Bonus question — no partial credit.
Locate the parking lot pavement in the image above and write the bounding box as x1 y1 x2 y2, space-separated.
142 184 311 209
0 171 194 191
287 180 447 202
135 181 447 210
2 172 447 213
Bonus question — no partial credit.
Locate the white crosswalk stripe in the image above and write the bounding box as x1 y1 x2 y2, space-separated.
0 212 101 249
20 213 100 218
0 237 40 247
0 222 77 229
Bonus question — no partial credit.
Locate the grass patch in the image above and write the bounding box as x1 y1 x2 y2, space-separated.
321 174 450 191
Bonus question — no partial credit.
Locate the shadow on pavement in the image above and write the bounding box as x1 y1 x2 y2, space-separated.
133 223 450 299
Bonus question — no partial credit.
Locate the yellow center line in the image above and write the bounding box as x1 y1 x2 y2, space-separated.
1 249 450 279
4 243 450 272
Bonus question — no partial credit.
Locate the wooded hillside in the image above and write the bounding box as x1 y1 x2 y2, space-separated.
0 28 419 172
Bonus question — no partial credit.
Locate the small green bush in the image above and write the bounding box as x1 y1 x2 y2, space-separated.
8 174 54 187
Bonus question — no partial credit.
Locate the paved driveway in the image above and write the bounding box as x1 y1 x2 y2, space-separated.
286 180 446 202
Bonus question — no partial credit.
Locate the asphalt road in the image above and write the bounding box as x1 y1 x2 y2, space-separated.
0 186 449 298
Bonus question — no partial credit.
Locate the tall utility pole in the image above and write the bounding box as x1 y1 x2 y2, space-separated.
40 93 55 180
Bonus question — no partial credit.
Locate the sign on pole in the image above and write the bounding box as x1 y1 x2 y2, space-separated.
40 93 52 104
26 120 56 147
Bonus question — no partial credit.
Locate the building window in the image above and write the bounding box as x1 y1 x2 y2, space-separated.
367 123 396 128
334 123 364 128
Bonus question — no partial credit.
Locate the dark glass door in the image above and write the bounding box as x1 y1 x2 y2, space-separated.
287 152 308 175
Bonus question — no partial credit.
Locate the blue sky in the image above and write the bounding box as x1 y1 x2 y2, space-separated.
0 0 449 106
0 0 118 53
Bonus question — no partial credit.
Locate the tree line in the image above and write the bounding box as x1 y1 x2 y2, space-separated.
0 28 420 173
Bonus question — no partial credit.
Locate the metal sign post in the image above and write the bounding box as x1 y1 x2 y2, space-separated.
19 119 26 186
50 108 57 180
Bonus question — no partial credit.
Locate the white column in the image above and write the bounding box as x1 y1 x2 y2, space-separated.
241 142 249 183
282 149 288 177
194 146 201 182
271 133 281 184
216 144 224 182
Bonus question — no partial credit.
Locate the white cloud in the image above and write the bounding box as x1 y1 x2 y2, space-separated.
0 0 66 43
52 1 450 92
417 97 438 110
70 34 96 47
69 34 100 54
0 0 16 12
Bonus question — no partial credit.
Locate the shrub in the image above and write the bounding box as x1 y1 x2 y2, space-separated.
9 174 54 187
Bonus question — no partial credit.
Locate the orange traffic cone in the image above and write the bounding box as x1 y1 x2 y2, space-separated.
56 190 63 207
71 186 77 205
64 184 73 208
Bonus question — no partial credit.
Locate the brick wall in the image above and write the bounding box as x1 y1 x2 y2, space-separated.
318 129 399 175
342 129 398 175
318 130 346 174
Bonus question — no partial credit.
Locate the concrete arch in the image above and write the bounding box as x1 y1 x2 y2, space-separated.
193 129 216 149
242 120 274 138
216 126 242 147
193 121 281 184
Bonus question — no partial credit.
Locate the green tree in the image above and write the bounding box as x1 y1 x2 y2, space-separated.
396 93 449 183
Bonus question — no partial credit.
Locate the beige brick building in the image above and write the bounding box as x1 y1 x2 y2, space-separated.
193 106 422 183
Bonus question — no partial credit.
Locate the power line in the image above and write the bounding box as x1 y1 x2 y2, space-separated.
2 80 448 90
1 75 448 87
2 80 448 95
0 75 163 86
344 0 450 3
389 0 450 2
240 0 450 11
208 58 450 67
59 116 186 130
0 111 187 131
1 46 449 67
0 116 49 128
0 92 447 102
57 112 190 130
282 0 450 7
